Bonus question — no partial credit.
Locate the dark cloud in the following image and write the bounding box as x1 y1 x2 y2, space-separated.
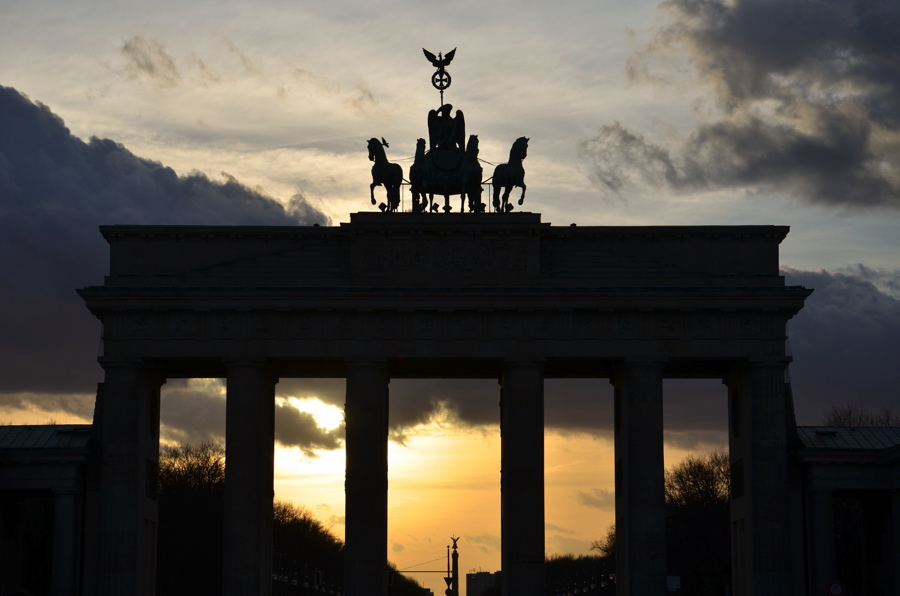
160 380 227 444
120 36 181 89
160 379 344 454
582 0 900 210
0 392 95 422
0 86 328 402
784 266 900 424
274 400 344 456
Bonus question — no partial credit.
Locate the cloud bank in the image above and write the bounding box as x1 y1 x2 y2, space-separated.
0 86 327 402
581 0 900 210
784 266 900 422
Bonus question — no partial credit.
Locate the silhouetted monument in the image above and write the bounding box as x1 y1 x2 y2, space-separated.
78 213 816 596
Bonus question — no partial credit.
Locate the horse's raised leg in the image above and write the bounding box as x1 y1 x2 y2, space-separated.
518 183 527 206
370 183 377 205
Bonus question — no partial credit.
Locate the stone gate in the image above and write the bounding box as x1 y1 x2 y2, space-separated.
78 212 811 596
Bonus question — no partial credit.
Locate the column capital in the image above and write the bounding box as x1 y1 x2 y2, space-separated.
617 356 668 368
344 356 388 367
223 358 272 368
224 359 278 382
502 357 546 368
723 356 791 386
98 358 165 386
609 357 667 386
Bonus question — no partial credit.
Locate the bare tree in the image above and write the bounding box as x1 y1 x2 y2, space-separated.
157 441 226 596
664 448 730 508
158 440 226 494
589 523 616 558
822 404 900 427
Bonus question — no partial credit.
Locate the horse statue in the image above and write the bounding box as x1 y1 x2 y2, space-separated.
368 137 403 212
492 137 528 212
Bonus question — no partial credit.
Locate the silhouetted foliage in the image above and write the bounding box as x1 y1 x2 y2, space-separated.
822 404 900 427
664 449 731 595
387 562 425 596
272 500 343 591
157 441 226 596
589 449 731 596
157 442 422 596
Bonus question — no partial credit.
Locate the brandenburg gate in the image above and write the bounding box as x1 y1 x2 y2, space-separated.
78 212 811 595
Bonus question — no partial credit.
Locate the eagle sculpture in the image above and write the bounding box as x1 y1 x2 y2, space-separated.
423 48 456 69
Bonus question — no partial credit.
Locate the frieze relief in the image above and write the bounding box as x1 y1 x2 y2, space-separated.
107 309 785 343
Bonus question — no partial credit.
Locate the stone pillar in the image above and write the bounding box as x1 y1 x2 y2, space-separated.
726 359 792 596
96 360 163 596
51 487 80 595
500 359 545 596
344 359 389 596
223 361 277 596
809 489 835 596
0 494 25 592
891 490 900 596
611 359 667 596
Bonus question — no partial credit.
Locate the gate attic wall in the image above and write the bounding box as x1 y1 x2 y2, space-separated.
78 212 812 596
84 213 804 378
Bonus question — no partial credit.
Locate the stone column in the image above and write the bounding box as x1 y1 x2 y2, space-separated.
891 490 900 596
726 359 793 596
51 487 80 595
500 359 545 596
96 360 163 596
344 359 389 596
809 489 835 596
223 361 277 596
611 359 667 596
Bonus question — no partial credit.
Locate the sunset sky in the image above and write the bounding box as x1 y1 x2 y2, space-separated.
2 0 899 594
